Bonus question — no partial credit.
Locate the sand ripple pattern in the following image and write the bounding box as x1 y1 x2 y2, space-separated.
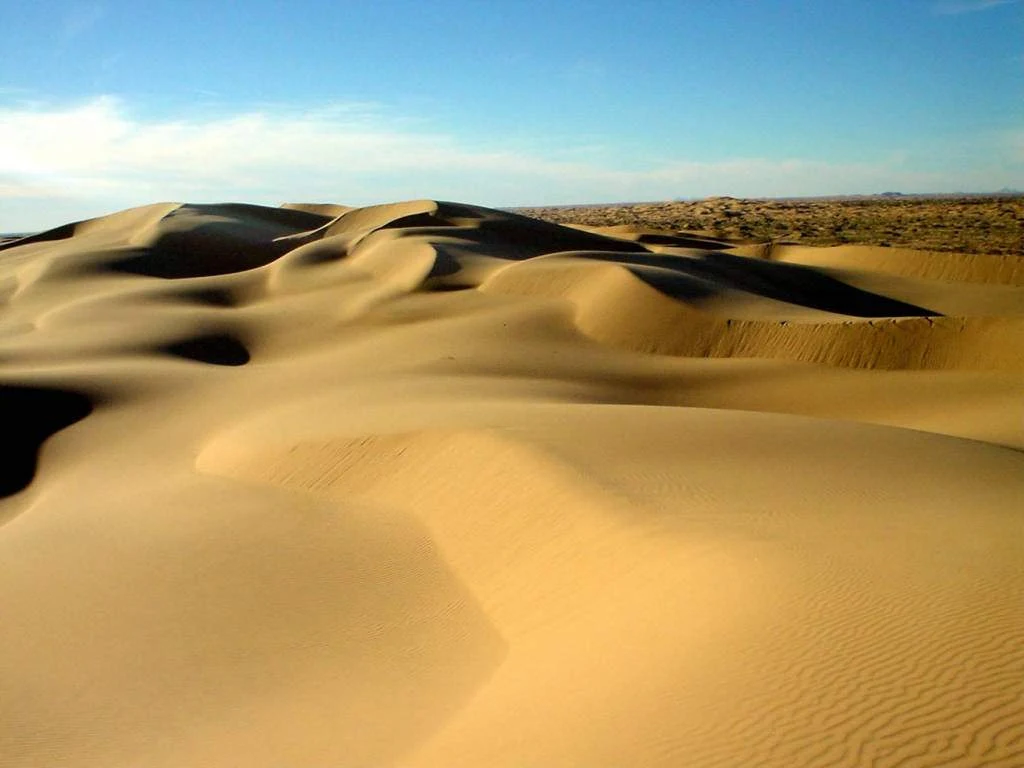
0 200 1021 767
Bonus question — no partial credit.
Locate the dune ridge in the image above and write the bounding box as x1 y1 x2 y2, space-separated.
1 200 1021 767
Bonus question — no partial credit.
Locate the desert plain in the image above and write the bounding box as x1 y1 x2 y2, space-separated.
0 195 1022 767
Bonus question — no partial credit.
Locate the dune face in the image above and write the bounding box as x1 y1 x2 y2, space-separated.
0 200 1022 767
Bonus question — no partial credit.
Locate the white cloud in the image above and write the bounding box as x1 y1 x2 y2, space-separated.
0 96 1020 231
934 0 1020 14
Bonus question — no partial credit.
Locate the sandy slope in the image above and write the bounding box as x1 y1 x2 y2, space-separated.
1 200 1021 767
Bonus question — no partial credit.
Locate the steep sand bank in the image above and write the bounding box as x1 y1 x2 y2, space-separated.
1 200 1021 767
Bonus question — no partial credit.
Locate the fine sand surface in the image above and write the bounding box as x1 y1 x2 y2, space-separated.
1 200 1022 767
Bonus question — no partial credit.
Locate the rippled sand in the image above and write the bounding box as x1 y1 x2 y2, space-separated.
1 200 1021 767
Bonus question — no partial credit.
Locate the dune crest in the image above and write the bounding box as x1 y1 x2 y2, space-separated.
1 200 1021 767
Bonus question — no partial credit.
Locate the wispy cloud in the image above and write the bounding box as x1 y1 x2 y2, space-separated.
934 0 1020 15
0 96 1020 231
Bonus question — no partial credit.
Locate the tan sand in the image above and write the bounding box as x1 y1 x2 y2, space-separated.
1 200 1022 767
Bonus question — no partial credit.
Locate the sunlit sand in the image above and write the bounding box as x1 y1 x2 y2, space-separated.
1 200 1021 767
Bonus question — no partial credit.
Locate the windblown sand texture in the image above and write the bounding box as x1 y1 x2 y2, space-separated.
1 200 1022 767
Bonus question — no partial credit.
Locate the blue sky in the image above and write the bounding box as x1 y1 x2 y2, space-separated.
1 0 1022 230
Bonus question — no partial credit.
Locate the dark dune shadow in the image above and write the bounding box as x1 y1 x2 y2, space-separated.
578 250 938 317
109 230 293 279
378 211 465 231
0 385 93 498
610 231 741 249
0 222 78 252
387 220 649 263
162 333 250 366
624 267 723 302
174 287 245 308
109 204 328 279
366 200 651 259
425 245 465 280
632 233 736 249
196 203 331 231
476 217 650 258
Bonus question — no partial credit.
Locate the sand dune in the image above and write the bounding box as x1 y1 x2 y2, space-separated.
1 200 1022 767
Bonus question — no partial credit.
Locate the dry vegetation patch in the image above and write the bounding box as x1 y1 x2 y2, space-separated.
518 195 1024 255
